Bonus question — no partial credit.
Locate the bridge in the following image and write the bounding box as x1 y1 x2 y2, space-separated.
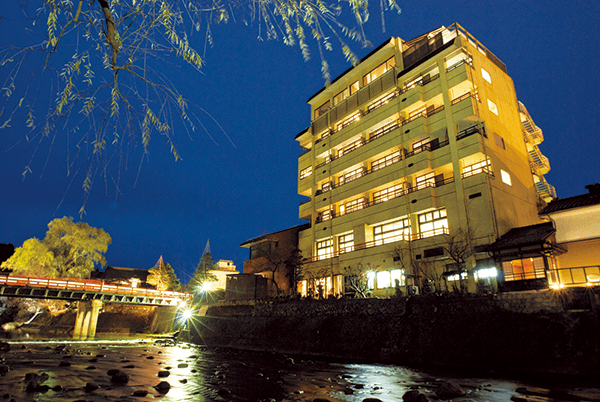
0 275 192 340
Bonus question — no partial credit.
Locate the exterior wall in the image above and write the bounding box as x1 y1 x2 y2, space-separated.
241 226 305 296
205 260 239 291
296 24 550 297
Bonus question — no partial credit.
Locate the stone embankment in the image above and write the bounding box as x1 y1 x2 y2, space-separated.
191 289 600 377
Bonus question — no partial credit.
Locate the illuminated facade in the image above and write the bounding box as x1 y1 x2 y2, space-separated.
295 23 554 297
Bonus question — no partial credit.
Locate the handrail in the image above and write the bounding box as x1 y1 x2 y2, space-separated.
0 275 191 300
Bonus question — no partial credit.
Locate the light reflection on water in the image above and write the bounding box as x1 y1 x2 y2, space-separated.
0 340 598 401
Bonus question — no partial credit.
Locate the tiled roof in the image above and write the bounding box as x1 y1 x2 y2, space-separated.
486 222 555 251
540 183 600 214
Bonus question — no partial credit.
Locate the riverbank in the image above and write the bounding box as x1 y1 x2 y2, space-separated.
189 292 600 378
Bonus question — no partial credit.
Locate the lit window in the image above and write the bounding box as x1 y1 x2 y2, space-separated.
415 172 435 190
339 138 364 157
374 218 411 245
391 269 406 287
367 271 376 290
501 169 512 186
367 92 396 112
300 166 312 180
495 134 505 149
321 181 331 192
412 137 430 154
298 280 307 297
377 271 391 289
503 257 545 281
488 99 498 115
418 209 448 238
481 68 492 84
338 167 364 186
363 57 395 86
314 101 330 119
372 151 400 172
336 112 361 132
373 183 405 204
340 198 365 216
316 238 333 260
333 81 360 106
409 106 427 119
338 233 354 254
369 120 399 141
447 271 468 281
475 268 497 280
462 159 491 178
320 209 332 222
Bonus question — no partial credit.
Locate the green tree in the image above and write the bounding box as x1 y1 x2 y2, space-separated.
0 0 398 210
1 217 111 278
189 251 217 294
147 257 181 291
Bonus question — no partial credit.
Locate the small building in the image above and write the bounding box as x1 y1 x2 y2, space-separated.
91 266 151 288
240 224 309 297
225 274 268 301
204 260 239 292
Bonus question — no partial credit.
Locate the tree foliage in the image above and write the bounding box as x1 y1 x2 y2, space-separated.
188 250 217 293
0 0 399 210
1 216 111 278
147 259 181 291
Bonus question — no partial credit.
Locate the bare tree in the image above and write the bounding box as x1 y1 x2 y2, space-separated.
342 263 371 298
440 225 477 293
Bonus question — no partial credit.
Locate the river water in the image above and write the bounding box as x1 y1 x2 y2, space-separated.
0 340 599 401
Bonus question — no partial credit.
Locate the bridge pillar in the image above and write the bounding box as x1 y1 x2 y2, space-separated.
73 300 103 340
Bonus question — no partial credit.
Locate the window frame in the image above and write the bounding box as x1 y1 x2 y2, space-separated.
363 57 395 86
373 217 411 245
418 208 448 237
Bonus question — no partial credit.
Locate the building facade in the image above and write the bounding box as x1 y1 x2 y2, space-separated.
295 23 554 297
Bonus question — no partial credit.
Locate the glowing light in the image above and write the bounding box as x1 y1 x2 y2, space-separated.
198 282 212 293
477 267 497 279
181 309 193 320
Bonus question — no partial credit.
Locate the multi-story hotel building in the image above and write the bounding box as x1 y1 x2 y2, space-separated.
294 23 555 297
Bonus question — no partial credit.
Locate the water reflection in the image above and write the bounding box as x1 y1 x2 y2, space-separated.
0 340 598 401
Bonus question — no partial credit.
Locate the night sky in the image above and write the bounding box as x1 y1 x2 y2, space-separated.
1 2 599 285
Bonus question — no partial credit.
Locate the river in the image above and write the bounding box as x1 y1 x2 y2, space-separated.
0 339 599 401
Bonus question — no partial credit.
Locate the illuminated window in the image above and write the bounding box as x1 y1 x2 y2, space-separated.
316 238 333 260
418 209 448 238
488 99 498 115
336 112 361 132
298 280 307 297
367 92 396 112
363 57 395 86
475 267 497 280
501 169 512 186
373 183 405 204
503 257 545 281
367 271 376 290
412 137 430 154
369 120 400 141
339 138 364 157
481 68 492 84
391 269 406 287
340 198 365 216
415 172 435 190
338 233 354 254
338 167 364 186
374 218 411 245
372 151 400 172
333 81 359 105
314 101 330 119
320 209 332 222
462 159 491 178
300 166 312 179
377 271 391 289
447 271 468 281
321 181 331 192
409 106 427 119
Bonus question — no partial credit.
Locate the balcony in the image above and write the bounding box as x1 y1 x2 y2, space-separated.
535 180 557 202
518 101 544 145
457 125 486 140
528 146 550 175
304 227 450 262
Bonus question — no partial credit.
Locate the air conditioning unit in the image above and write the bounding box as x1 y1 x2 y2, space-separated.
407 285 420 296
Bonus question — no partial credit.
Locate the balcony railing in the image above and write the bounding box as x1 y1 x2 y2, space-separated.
451 91 478 106
305 227 450 262
457 125 486 140
548 266 600 288
528 146 550 175
535 180 557 200
315 176 454 223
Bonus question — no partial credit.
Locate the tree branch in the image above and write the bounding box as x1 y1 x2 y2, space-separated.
98 0 121 69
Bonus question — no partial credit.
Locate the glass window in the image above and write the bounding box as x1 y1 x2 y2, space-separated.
377 271 391 289
339 139 364 157
340 198 365 216
314 101 330 119
339 233 354 254
462 159 491 178
391 269 405 287
412 137 430 153
363 57 395 86
316 238 333 260
367 271 376 290
369 120 399 141
488 99 498 115
372 151 400 172
495 134 505 149
503 257 545 281
338 167 364 186
336 112 361 132
416 172 435 190
300 166 312 180
481 68 492 84
418 209 448 237
374 218 411 245
333 81 359 105
501 169 512 186
373 183 405 204
320 209 332 222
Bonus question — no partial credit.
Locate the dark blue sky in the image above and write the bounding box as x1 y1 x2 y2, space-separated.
1 1 599 285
